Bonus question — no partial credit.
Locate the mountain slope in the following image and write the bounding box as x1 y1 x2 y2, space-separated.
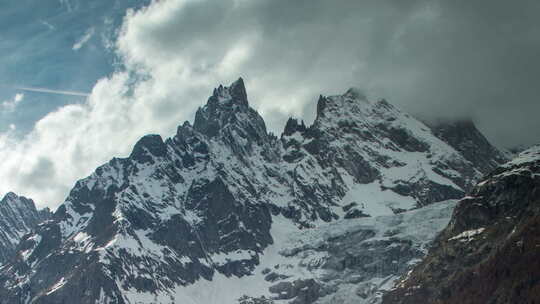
282 91 485 215
0 192 50 266
0 79 506 304
382 145 540 304
427 119 508 174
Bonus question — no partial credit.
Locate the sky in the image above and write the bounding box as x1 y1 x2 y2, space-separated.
1 0 539 209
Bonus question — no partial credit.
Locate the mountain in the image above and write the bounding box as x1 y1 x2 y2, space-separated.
0 192 51 266
426 119 508 174
382 145 540 304
0 79 506 304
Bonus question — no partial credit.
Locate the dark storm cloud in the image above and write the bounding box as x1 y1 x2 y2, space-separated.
358 0 540 148
145 0 537 148
248 0 540 148
2 0 539 208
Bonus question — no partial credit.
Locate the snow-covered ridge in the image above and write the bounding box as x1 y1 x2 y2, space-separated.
0 192 50 265
0 78 506 304
502 144 540 167
482 144 540 180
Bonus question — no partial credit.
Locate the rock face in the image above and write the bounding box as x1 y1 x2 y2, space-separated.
0 192 50 265
382 145 540 304
427 119 508 174
0 79 506 304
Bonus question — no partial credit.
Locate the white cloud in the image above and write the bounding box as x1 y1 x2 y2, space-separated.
2 93 24 112
0 0 385 209
72 27 95 50
3 0 531 209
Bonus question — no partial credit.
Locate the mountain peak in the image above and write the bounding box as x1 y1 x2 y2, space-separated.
2 191 19 202
209 77 248 108
0 192 49 265
427 118 508 174
193 78 268 142
282 117 307 137
315 88 372 121
229 77 248 105
1 192 41 211
129 134 167 163
1 192 35 207
344 87 367 100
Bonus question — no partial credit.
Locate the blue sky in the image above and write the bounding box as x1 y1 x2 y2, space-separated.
0 0 149 135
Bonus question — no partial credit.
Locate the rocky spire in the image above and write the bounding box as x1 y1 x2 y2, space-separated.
228 77 248 107
282 117 307 137
193 78 269 146
0 192 50 265
129 134 167 163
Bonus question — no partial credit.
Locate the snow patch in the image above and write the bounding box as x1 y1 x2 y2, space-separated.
449 228 486 242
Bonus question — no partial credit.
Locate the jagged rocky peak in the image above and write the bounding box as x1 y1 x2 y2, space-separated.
282 117 307 137
1 192 51 221
38 207 52 222
315 87 369 120
281 86 487 210
0 192 51 265
211 77 249 107
192 77 269 147
1 192 43 219
3 191 27 203
426 118 508 174
312 88 403 136
129 134 167 163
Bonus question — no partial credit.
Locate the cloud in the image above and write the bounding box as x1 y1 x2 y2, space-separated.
19 157 56 189
72 27 95 50
1 93 24 112
1 0 540 209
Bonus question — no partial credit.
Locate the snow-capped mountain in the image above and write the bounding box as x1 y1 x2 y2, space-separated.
383 145 540 304
0 192 50 266
0 78 506 304
426 119 508 174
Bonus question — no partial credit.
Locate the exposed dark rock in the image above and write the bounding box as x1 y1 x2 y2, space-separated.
129 134 167 163
344 208 370 219
427 119 508 174
0 192 50 265
283 118 307 137
383 146 540 304
341 202 359 212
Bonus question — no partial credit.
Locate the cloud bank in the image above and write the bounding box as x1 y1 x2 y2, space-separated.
1 0 539 209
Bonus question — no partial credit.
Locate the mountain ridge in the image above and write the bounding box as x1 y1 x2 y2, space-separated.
0 192 51 266
0 78 507 304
